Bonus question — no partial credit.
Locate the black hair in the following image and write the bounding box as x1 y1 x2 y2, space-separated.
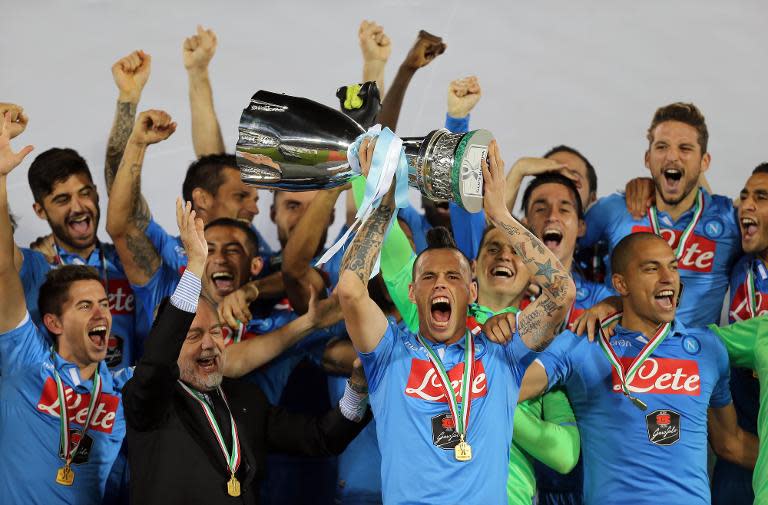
543 145 597 195
28 148 93 204
412 226 472 278
204 217 261 257
520 173 584 219
610 232 666 275
647 102 708 153
182 154 239 205
752 162 768 175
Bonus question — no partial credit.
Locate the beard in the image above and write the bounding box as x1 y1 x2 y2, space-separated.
654 172 699 206
48 210 100 252
180 360 223 392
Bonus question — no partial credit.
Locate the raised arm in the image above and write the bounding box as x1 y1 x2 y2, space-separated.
281 186 346 314
337 138 396 353
358 20 390 97
376 30 445 131
0 112 34 332
105 50 151 194
183 25 224 156
483 140 576 351
106 110 176 285
0 103 29 272
503 157 573 214
224 288 342 377
123 198 207 430
708 403 758 469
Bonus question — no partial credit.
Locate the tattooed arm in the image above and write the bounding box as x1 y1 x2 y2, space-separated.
337 138 396 353
482 141 576 351
105 50 150 196
106 111 177 286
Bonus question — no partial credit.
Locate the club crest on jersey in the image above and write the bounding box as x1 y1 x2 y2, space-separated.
631 225 715 272
405 358 487 402
104 334 124 368
645 409 680 446
37 377 120 433
431 413 461 449
682 336 700 355
703 218 724 238
610 357 700 395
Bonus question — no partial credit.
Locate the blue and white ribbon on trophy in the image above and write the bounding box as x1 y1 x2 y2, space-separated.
316 125 410 278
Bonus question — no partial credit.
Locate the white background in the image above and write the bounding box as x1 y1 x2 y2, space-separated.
4 0 767 249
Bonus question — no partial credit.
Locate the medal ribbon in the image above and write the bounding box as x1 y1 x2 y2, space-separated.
416 331 475 441
597 312 672 400
179 382 241 478
54 244 109 291
746 267 758 318
647 188 704 260
54 367 102 467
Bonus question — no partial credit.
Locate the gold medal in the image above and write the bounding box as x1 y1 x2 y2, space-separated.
454 436 472 462
227 475 241 497
56 465 74 486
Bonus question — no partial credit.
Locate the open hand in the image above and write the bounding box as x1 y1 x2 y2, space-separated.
481 140 508 220
0 104 28 139
176 198 207 275
0 112 33 177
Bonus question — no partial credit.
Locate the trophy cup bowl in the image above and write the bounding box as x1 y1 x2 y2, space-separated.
236 90 493 213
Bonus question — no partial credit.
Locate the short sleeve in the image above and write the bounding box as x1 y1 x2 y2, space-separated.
580 194 619 248
0 313 48 375
709 318 760 369
19 247 51 324
358 319 399 394
536 332 580 391
132 264 180 329
708 330 733 409
145 219 187 274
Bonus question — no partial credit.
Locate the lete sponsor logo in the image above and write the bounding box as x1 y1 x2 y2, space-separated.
405 358 487 402
610 357 700 395
631 225 715 272
106 278 135 315
37 377 120 433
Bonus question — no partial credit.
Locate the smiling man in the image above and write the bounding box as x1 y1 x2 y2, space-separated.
579 103 741 326
492 232 757 505
337 138 575 503
0 112 131 505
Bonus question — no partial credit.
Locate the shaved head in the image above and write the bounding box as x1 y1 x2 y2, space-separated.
611 232 669 275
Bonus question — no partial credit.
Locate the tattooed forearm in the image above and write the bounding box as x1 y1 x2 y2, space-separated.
105 102 137 193
125 231 160 279
129 163 151 231
340 202 396 284
517 307 560 351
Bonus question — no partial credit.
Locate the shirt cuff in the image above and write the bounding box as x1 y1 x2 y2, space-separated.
170 269 202 313
445 113 470 133
339 380 368 422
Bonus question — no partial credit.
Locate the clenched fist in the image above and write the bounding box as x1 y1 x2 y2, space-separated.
0 104 28 139
358 20 391 63
403 30 446 70
183 25 217 73
112 50 151 103
130 110 177 146
447 76 481 118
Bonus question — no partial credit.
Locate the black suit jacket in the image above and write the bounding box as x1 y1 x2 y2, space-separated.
123 302 368 505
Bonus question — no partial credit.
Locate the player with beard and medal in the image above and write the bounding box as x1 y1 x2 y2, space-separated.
0 112 133 504
119 198 368 505
15 50 161 372
579 103 740 327
337 137 575 503
486 232 758 505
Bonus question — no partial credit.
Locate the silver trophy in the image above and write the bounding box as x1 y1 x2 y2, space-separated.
236 90 492 213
